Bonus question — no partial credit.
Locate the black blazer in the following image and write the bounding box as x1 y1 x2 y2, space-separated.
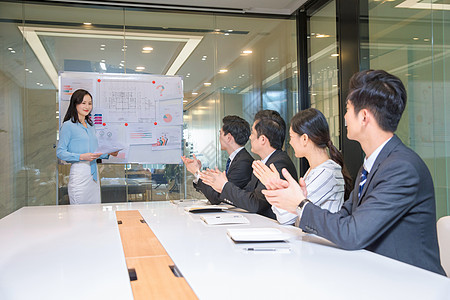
220 149 298 219
194 148 254 205
300 135 446 275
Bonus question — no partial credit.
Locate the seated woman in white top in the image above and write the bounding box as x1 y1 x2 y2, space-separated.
253 108 352 225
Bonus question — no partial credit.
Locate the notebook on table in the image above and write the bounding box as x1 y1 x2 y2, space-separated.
200 213 250 225
184 205 228 213
226 228 290 242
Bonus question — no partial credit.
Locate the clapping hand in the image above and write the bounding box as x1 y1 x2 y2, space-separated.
181 154 202 175
200 168 228 193
252 161 281 190
262 168 307 214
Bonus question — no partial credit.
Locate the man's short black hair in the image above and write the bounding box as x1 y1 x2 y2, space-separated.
254 110 286 150
222 115 251 146
348 69 407 132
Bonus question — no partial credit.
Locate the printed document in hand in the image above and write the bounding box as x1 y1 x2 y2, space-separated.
95 142 125 154
200 213 250 225
226 228 290 242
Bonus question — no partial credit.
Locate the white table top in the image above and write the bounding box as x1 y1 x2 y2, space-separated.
0 201 449 300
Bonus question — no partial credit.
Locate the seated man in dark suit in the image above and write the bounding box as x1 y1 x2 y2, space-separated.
201 110 297 219
263 70 446 276
182 115 254 204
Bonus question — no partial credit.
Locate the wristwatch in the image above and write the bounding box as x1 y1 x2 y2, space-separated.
296 199 311 216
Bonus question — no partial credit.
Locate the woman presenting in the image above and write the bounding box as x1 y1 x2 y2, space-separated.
57 89 118 204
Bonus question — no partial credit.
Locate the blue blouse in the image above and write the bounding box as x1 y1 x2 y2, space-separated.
56 120 109 181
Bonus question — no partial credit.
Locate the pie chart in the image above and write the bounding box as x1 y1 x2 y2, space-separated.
163 114 172 123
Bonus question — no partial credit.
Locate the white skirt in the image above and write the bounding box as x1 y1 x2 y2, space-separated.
68 161 101 205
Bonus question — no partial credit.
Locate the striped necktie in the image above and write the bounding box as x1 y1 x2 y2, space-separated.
358 168 368 199
225 158 231 175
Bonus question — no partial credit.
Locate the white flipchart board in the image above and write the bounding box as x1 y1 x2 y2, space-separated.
59 72 183 164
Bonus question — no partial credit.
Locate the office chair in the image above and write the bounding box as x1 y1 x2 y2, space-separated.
437 216 450 277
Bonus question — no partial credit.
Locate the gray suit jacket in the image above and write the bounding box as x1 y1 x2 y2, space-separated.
300 135 446 275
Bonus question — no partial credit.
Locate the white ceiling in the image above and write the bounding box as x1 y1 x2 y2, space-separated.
48 0 308 15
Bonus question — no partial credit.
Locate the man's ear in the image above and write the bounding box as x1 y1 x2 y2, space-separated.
226 133 234 143
360 109 370 125
259 134 267 145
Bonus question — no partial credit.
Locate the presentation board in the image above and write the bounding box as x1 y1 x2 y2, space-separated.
59 72 183 164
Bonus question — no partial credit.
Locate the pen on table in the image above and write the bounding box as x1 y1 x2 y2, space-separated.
243 247 291 252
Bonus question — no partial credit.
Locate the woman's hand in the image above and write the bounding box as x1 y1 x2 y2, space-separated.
262 168 306 214
109 151 120 157
80 153 102 161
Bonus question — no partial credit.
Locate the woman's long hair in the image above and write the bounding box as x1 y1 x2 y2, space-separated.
63 89 93 126
291 108 353 199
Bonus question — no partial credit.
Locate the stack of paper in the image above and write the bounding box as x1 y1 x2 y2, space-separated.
200 214 250 225
226 228 290 242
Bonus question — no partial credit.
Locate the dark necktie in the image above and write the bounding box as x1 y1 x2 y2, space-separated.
225 158 231 175
358 168 368 199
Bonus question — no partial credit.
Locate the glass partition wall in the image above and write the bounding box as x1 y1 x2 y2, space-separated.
0 1 297 217
362 0 450 217
307 0 340 147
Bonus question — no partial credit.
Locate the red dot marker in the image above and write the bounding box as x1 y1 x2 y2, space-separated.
152 81 155 84
97 79 101 82
125 123 128 126
102 123 106 126
154 122 157 125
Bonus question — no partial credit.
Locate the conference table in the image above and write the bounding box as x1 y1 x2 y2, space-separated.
0 201 449 299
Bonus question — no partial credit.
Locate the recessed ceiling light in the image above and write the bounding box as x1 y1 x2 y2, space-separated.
219 69 228 73
29 70 32 73
224 33 229 36
242 50 252 54
10 50 15 53
413 37 419 40
142 47 153 51
204 82 211 86
214 29 220 32
100 48 105 51
101 59 105 62
136 66 145 70
227 29 233 32
192 92 198 95
25 68 29 71
331 53 339 57
101 44 105 47
83 22 92 25
183 100 188 103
